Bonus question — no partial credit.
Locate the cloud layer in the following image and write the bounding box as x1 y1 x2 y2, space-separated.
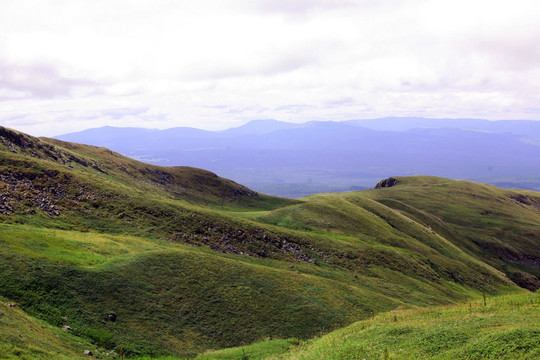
1 0 539 136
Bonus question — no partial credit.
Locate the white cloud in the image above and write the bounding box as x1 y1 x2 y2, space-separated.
0 61 100 98
0 0 539 136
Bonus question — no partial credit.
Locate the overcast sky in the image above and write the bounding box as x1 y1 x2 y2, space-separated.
1 0 539 136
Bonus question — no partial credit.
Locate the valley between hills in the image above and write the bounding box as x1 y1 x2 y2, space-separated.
0 126 538 359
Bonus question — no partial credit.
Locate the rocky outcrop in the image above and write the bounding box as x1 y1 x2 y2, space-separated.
0 127 36 150
168 215 317 263
0 170 76 216
375 177 399 189
510 193 540 211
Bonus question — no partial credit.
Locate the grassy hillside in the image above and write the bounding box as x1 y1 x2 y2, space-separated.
3 292 537 360
0 223 403 357
1 127 538 357
367 176 540 290
0 296 95 359
253 176 540 291
197 292 539 360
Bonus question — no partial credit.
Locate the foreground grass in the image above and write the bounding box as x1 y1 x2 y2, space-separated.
0 297 94 360
192 292 538 360
2 293 537 360
133 339 299 360
195 339 300 360
270 292 540 360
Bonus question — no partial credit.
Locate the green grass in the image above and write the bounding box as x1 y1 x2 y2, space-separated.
0 224 403 357
2 293 538 359
195 292 539 360
1 129 539 357
0 297 95 359
0 221 522 357
195 338 300 360
0 223 166 267
268 292 540 360
359 176 540 290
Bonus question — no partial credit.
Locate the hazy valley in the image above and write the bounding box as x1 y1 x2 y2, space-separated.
56 118 540 197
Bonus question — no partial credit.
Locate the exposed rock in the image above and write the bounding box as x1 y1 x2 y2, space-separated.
506 254 540 268
83 350 93 356
179 220 317 263
7 303 17 307
0 168 110 217
107 313 117 322
509 193 540 211
375 177 399 189
0 127 35 149
510 194 532 206
62 325 73 331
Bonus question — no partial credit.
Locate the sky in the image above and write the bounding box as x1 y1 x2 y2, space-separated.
1 0 540 137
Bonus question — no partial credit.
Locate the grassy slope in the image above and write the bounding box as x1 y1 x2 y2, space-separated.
0 224 404 357
2 293 537 360
197 292 539 360
1 128 538 357
252 176 540 291
0 297 95 360
364 176 540 290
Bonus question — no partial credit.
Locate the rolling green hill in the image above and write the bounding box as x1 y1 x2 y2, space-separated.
0 127 538 357
254 175 540 291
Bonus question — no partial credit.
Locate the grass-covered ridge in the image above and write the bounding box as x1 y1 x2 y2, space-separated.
364 176 540 290
255 175 540 291
1 127 539 357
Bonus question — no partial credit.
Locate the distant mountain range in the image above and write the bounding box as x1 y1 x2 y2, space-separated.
55 117 540 197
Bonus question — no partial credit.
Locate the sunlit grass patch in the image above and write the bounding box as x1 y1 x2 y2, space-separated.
262 292 539 360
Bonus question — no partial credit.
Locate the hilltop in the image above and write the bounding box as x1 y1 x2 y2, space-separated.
0 126 538 357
